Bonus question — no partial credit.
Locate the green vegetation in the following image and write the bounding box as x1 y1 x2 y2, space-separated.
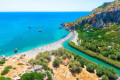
1 66 12 75
52 48 72 59
13 67 16 70
68 38 120 69
28 51 51 69
69 59 82 73
51 48 98 74
68 42 118 79
17 63 24 65
66 1 120 26
20 72 45 80
53 57 60 67
96 65 117 80
47 72 52 80
101 75 109 80
0 76 11 80
0 59 6 66
86 63 96 72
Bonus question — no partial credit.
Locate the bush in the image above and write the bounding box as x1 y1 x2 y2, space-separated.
47 72 52 80
96 65 117 80
0 76 11 80
53 57 60 67
5 66 12 69
21 72 45 80
0 59 6 66
110 54 117 60
1 69 9 75
116 53 120 60
86 63 96 72
28 51 51 68
102 75 109 80
1 66 12 75
17 63 24 65
69 59 82 73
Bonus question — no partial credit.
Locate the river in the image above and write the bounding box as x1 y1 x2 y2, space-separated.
63 35 120 76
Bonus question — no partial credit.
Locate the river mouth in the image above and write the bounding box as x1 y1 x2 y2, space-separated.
63 34 120 76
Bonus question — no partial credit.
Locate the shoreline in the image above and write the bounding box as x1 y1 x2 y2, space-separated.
6 32 73 59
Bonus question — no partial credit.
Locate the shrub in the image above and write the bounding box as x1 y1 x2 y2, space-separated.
102 75 109 80
86 63 96 72
0 76 11 80
47 72 52 80
102 51 109 57
1 69 9 75
110 54 117 60
69 59 82 73
21 72 45 80
53 57 60 67
96 65 117 79
1 66 12 75
116 53 120 60
28 51 51 68
0 59 6 65
76 78 79 80
13 67 16 70
17 63 24 65
5 66 12 69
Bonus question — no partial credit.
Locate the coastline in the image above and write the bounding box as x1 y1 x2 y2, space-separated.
71 31 78 45
6 32 73 59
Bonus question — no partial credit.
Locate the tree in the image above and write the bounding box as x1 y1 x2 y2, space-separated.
47 72 52 80
102 51 109 57
0 77 11 80
69 59 82 73
28 51 51 68
53 57 60 67
96 65 117 80
86 63 96 72
102 75 109 80
21 72 45 80
110 54 117 60
116 53 120 60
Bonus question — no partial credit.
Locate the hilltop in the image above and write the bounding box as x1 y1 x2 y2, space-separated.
63 0 120 30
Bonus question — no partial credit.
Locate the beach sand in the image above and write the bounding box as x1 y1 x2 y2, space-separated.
0 32 73 78
71 31 78 45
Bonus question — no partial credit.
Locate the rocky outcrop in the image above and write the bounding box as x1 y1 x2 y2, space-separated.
92 10 120 28
62 1 120 30
63 10 120 30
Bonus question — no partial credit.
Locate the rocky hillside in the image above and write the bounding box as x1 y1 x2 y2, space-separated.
62 0 120 30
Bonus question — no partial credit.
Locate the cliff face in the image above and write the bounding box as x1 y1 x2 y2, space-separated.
64 1 120 30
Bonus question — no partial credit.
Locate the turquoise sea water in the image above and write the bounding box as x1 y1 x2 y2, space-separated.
0 12 90 56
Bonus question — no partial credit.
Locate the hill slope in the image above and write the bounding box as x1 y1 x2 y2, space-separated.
63 0 120 30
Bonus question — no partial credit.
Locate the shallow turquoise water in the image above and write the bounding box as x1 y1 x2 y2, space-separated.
0 12 90 56
63 38 120 76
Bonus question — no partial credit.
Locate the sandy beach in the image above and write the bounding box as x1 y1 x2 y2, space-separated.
6 32 73 59
71 31 78 45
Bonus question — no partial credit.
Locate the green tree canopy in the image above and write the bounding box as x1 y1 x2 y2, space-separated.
86 63 96 72
21 72 45 80
69 59 82 73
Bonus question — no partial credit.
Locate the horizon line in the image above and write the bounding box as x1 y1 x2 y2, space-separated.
0 11 92 12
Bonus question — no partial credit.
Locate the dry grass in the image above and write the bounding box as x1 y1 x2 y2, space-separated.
0 56 30 78
48 56 99 80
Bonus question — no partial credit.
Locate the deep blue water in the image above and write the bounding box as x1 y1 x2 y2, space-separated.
0 12 90 56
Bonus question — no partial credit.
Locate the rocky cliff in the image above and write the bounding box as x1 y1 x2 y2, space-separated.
63 1 120 30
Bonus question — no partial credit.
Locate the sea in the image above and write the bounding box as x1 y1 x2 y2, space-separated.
0 12 90 56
